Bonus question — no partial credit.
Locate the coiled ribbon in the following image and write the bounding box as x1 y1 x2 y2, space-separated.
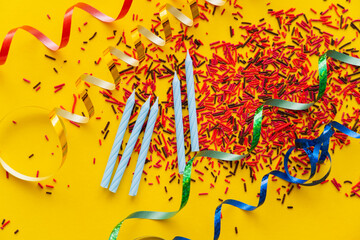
0 45 129 180
0 107 68 181
0 1 133 65
109 50 360 239
119 0 200 66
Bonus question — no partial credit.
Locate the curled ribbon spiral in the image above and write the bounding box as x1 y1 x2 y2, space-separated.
55 47 124 123
109 50 360 239
117 0 200 66
212 120 360 240
0 107 68 182
0 1 133 65
0 45 127 180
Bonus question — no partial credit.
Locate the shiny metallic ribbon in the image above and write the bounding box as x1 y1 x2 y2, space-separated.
0 107 68 181
205 0 226 6
109 50 360 239
0 1 134 65
55 47 123 123
213 120 360 239
0 46 128 180
109 155 194 240
125 0 200 66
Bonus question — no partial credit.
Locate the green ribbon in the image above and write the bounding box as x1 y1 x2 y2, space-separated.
109 157 194 240
109 50 357 239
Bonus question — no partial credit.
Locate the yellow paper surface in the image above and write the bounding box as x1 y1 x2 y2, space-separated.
0 0 359 239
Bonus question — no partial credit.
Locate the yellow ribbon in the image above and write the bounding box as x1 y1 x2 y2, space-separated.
0 107 67 181
0 47 124 181
114 0 200 66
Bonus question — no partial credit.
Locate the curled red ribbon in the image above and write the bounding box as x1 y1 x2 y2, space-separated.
0 1 133 65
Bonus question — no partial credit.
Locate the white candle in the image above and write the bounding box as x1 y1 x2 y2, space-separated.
185 50 199 152
100 90 135 188
173 72 186 174
129 98 158 196
109 97 151 193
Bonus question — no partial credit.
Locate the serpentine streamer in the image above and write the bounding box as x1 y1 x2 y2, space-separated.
109 50 360 239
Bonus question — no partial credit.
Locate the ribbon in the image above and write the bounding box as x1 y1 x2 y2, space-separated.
128 0 233 64
109 49 360 239
0 1 133 65
0 106 67 181
205 0 226 6
55 47 125 124
109 156 194 240
124 0 200 66
213 121 360 239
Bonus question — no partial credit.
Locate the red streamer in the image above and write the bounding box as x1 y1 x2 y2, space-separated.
0 1 133 65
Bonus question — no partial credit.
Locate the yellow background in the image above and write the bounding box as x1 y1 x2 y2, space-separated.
0 0 359 239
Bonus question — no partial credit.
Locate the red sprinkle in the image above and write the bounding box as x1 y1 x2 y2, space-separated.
156 175 160 184
195 169 204 175
199 193 208 196
1 220 10 229
71 94 77 113
69 121 80 127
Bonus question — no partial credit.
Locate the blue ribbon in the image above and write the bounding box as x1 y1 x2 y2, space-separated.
170 121 359 240
213 121 360 239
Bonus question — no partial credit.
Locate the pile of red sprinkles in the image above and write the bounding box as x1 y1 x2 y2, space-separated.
73 2 360 203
